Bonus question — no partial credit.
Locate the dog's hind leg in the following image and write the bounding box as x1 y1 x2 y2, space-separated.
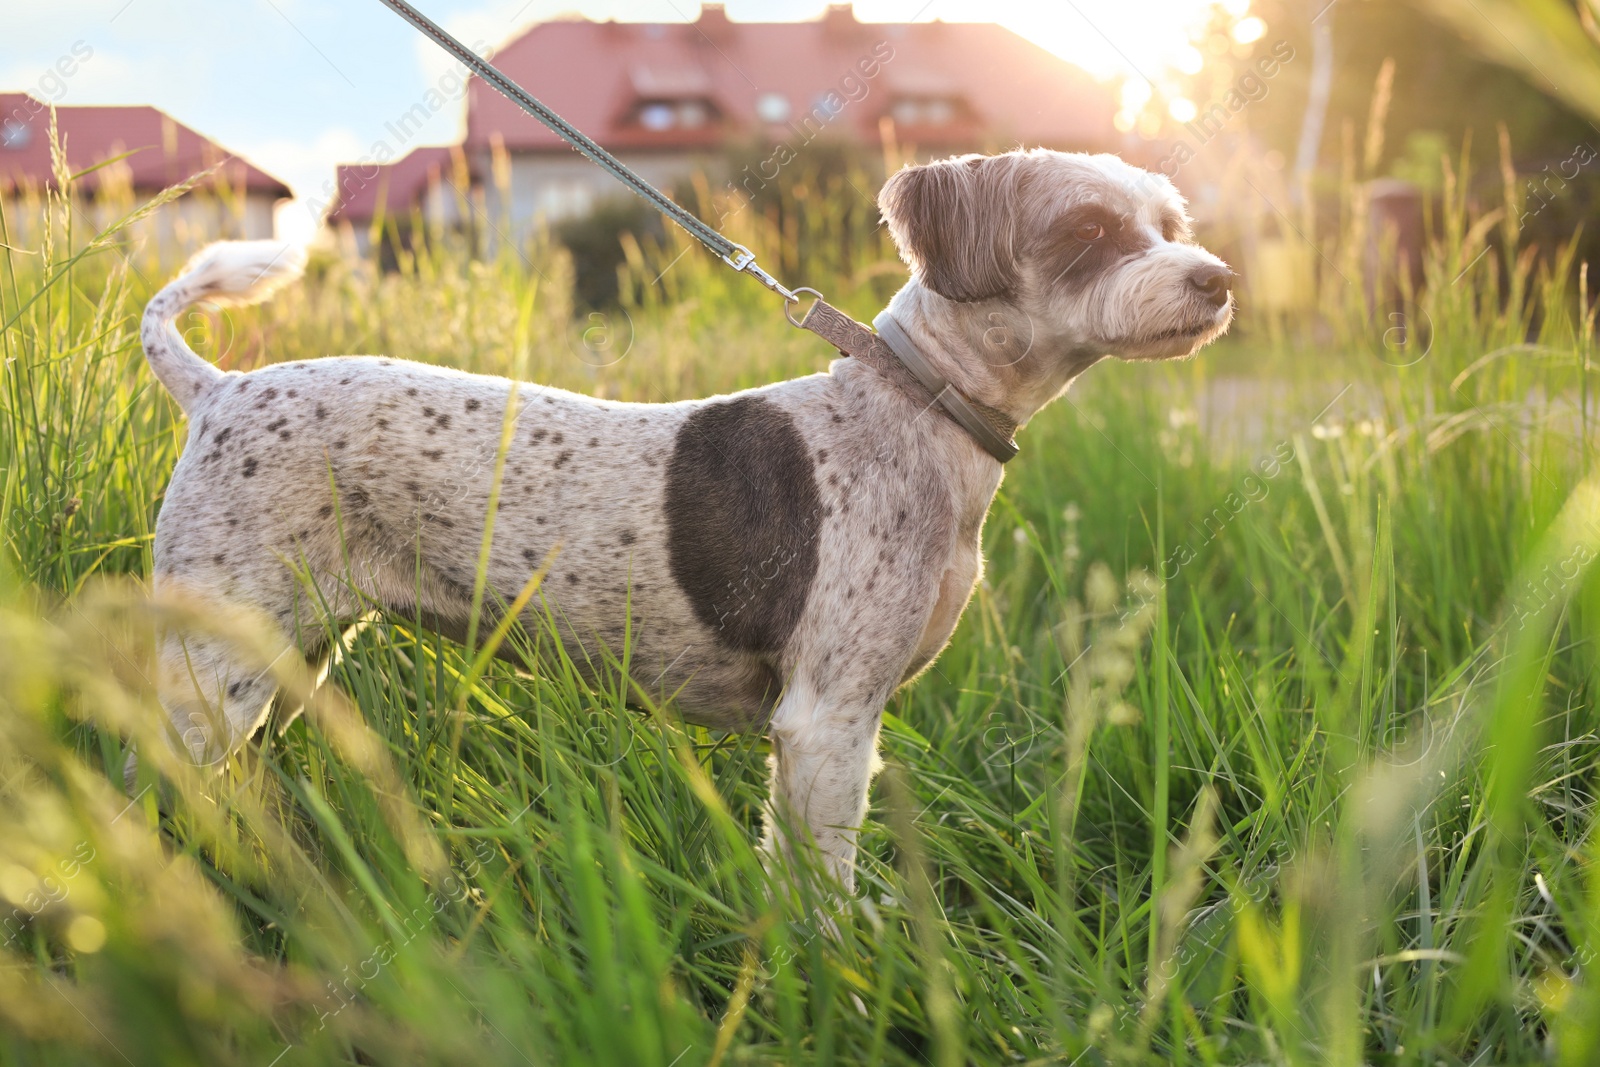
155 624 286 770
128 546 345 790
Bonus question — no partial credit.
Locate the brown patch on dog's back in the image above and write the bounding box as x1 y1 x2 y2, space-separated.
665 396 821 655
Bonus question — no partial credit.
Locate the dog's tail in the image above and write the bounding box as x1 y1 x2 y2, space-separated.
141 240 308 412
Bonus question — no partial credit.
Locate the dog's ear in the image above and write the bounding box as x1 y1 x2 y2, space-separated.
878 153 1022 302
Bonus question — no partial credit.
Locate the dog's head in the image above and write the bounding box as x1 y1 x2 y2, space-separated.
878 149 1233 363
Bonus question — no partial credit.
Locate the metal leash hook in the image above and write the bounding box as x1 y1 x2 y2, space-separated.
719 243 822 328
783 287 824 328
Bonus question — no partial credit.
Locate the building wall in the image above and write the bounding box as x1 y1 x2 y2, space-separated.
1 189 279 256
482 150 717 242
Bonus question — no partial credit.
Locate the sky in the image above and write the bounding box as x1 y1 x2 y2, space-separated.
2 0 1248 241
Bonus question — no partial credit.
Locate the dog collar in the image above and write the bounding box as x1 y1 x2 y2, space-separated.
796 299 1020 464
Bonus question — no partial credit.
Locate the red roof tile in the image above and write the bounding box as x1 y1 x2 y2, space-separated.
325 145 474 224
328 5 1113 225
465 5 1113 154
0 93 291 198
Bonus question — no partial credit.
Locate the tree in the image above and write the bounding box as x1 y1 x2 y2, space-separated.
1408 0 1600 127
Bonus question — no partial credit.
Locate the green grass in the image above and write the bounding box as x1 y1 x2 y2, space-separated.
3 144 1600 1066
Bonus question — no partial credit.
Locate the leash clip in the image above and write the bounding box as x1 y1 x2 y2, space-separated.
722 243 805 305
721 246 757 272
721 244 824 327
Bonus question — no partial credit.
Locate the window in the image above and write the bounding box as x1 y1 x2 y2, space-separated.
889 96 962 127
633 99 715 131
755 92 790 123
639 103 675 131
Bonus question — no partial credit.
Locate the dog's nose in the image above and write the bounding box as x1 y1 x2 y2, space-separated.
1189 265 1233 308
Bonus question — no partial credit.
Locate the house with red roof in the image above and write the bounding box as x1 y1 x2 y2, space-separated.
0 93 291 247
326 3 1112 244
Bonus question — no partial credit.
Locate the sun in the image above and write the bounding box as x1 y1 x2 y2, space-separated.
855 0 1259 134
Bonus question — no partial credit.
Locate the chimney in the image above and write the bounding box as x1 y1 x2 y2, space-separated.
822 4 859 37
697 2 733 39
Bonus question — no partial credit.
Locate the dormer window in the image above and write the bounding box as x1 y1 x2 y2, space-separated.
889 96 962 126
633 98 714 131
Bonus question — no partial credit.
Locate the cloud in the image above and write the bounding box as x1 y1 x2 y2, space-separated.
239 126 365 198
238 127 363 243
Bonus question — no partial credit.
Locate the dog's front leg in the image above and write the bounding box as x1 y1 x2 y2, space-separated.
764 680 885 892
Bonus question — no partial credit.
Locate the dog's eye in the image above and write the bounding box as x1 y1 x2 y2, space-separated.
1074 222 1105 242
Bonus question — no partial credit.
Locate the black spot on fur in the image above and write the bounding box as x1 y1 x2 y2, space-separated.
334 439 347 449
551 433 564 445
435 414 451 429
553 450 572 468
532 429 548 443
566 573 579 585
618 530 636 545
422 449 443 460
423 513 455 528
588 437 598 447
377 418 390 429
466 398 480 411
422 407 436 418
228 680 244 696
212 553 225 565
817 449 828 463
315 404 328 419
241 457 258 477
665 396 821 654
407 388 418 397
318 504 333 518
522 548 537 562
213 427 233 446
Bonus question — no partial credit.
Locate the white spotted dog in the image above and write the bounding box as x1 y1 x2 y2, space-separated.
135 148 1233 890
